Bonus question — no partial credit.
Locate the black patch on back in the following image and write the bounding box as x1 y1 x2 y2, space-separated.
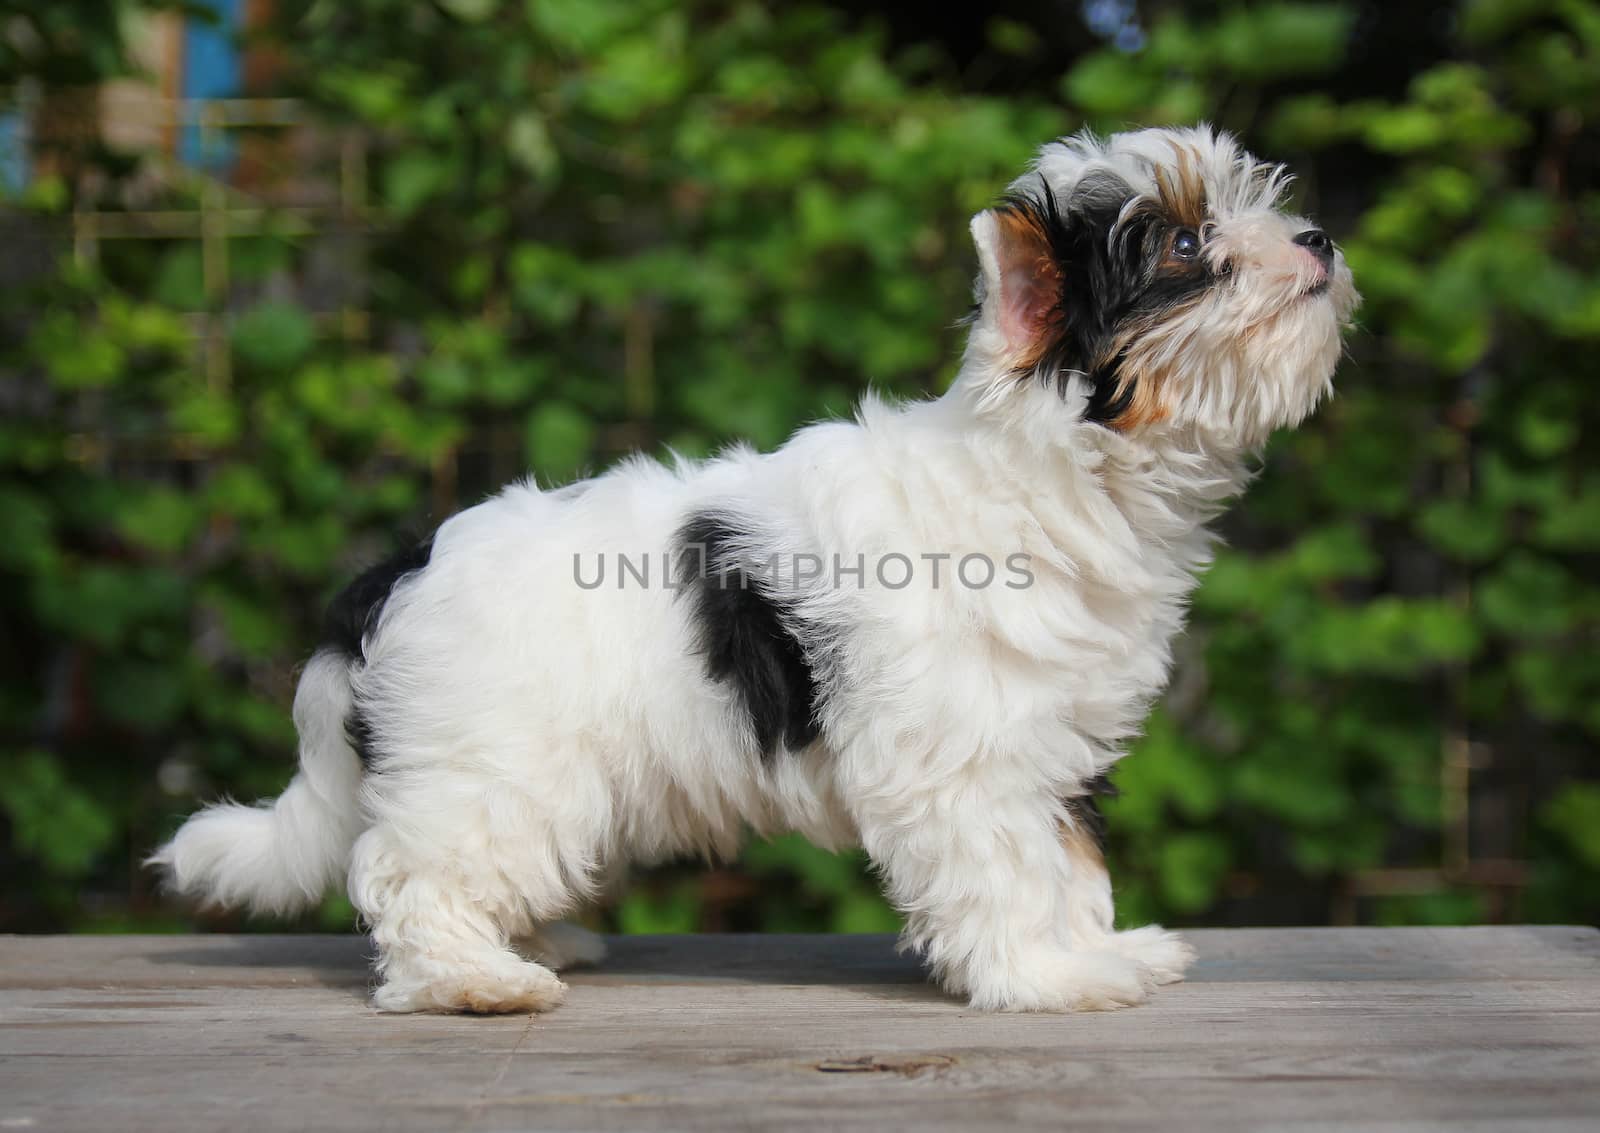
1068 771 1120 852
322 536 435 662
676 512 822 759
322 534 434 766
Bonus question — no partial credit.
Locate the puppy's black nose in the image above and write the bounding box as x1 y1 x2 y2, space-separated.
1293 228 1334 270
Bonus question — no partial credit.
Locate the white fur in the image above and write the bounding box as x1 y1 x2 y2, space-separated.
154 127 1357 1014
150 651 364 914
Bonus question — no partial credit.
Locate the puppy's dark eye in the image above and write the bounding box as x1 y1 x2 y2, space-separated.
1171 229 1201 260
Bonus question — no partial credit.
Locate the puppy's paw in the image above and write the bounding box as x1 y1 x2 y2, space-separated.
1109 925 1196 987
515 922 608 971
374 958 567 1015
455 965 567 1014
976 949 1150 1012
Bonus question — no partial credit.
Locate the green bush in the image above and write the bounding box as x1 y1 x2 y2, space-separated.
1 0 1595 933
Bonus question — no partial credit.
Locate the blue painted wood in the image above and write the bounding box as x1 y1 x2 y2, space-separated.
180 0 243 171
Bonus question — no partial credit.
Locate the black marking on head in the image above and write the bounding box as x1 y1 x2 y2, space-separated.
323 533 434 766
676 512 822 759
996 170 1219 426
1085 349 1138 424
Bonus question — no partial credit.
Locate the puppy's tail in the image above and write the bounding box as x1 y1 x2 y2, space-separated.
149 650 365 916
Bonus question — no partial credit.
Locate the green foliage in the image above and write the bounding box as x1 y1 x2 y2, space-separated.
0 751 118 877
1 0 1595 933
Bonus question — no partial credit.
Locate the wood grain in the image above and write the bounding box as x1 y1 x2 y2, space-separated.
1 927 1597 1131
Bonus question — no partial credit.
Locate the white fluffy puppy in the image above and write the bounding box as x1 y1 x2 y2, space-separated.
155 125 1359 1014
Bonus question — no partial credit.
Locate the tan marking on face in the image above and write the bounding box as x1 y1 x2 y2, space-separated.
1153 145 1208 230
1089 149 1208 429
993 205 1060 290
993 205 1066 368
1107 365 1173 430
1092 291 1213 431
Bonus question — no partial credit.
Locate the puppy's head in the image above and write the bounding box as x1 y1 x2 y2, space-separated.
963 126 1359 449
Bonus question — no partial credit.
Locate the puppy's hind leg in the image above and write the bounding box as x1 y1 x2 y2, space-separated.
350 825 567 1015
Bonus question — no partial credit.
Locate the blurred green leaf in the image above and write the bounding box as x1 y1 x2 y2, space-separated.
232 303 316 372
116 487 199 555
1544 783 1600 870
1158 833 1231 913
0 751 117 877
525 402 597 484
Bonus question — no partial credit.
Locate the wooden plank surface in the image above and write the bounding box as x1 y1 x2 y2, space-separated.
2 927 1598 1131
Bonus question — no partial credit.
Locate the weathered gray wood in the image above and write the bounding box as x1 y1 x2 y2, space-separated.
2 928 1597 1132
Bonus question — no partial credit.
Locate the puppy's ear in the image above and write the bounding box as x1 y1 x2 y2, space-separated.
970 204 1065 365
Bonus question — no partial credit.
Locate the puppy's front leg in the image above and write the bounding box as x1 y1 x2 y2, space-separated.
856 783 1151 1011
1057 798 1196 988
